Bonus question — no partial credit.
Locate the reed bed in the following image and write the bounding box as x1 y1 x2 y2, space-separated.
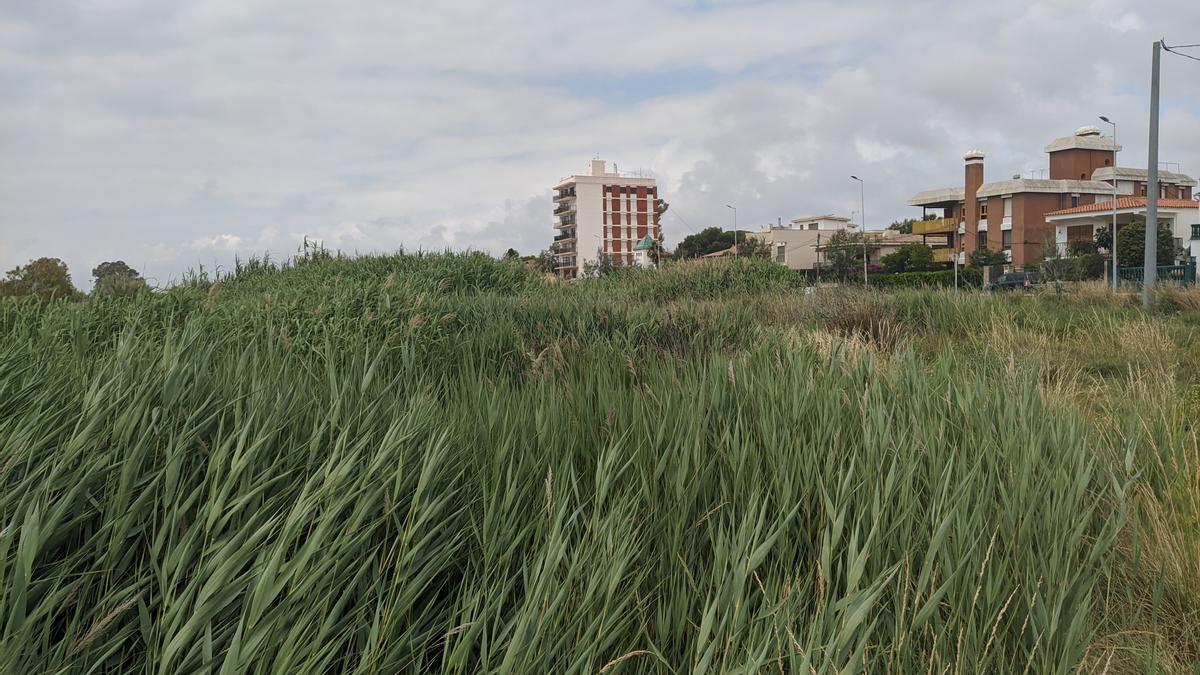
1 252 1196 673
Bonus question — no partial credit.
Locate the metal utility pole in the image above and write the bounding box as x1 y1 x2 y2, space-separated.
726 204 738 257
1144 40 1162 310
851 176 867 285
1100 116 1118 290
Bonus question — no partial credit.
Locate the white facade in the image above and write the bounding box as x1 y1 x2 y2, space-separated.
1047 200 1200 264
751 215 856 270
551 160 659 278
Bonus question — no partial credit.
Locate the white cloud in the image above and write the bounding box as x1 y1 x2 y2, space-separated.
1 0 1198 287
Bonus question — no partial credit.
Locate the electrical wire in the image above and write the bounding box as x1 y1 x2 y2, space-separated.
1163 43 1200 62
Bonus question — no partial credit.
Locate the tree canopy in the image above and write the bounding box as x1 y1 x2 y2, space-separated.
92 260 147 298
0 257 77 300
673 227 735 259
1116 220 1176 268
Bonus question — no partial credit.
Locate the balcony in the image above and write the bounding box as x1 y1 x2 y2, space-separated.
911 217 958 235
932 248 955 263
553 190 577 202
554 204 576 215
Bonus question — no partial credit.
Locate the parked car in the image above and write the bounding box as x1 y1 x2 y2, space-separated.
987 271 1041 292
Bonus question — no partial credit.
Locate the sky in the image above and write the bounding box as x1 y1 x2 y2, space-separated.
2 0 1199 288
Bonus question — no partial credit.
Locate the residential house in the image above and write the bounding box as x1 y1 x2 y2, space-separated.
909 126 1195 268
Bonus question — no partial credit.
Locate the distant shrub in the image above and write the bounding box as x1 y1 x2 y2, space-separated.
867 268 981 289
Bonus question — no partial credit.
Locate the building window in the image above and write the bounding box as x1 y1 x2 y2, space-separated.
1104 158 1111 166
977 231 987 250
1067 225 1092 243
808 223 818 230
1003 197 1012 219
979 201 988 220
1141 185 1147 196
1071 195 1078 208
1001 230 1012 250
775 244 785 263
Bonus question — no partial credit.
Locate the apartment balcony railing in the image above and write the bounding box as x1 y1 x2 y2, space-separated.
553 190 577 202
911 217 959 235
553 230 576 242
932 248 955 263
554 204 576 215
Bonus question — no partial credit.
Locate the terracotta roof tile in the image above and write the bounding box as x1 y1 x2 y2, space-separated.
1044 197 1198 216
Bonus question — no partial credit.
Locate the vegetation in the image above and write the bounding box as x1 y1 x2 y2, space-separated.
821 230 871 279
92 261 148 299
1 252 1198 673
880 243 937 273
1042 240 1107 286
968 248 1009 268
672 226 735 259
0 257 78 300
1117 220 1177 267
867 267 982 288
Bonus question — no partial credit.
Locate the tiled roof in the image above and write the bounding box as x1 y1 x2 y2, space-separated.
1044 197 1199 216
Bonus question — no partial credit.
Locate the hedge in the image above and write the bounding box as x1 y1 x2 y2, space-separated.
865 268 982 288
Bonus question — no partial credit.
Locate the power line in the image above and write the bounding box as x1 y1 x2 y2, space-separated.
668 208 699 236
1165 42 1200 48
1163 43 1200 62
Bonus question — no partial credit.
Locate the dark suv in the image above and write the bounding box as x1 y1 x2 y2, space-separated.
987 271 1041 292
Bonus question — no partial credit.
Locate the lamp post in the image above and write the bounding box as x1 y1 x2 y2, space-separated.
1100 115 1118 290
851 176 868 284
725 204 738 257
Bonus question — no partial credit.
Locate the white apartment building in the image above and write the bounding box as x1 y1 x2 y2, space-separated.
552 160 661 279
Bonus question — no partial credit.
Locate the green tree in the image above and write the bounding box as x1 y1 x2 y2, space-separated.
673 227 735 259
882 243 936 273
1116 220 1176 268
92 260 147 298
968 248 1008 268
0 257 77 300
822 230 866 279
880 247 910 274
524 250 555 274
502 248 520 262
887 218 916 234
739 236 773 260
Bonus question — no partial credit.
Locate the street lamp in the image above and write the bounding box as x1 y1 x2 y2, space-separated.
725 204 738 257
850 176 868 284
1100 115 1118 290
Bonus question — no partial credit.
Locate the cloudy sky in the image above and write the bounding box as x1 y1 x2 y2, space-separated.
2 0 1199 288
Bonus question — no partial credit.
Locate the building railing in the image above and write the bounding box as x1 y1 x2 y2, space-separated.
932 248 955 263
911 217 959 235
1115 263 1197 287
554 204 576 215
